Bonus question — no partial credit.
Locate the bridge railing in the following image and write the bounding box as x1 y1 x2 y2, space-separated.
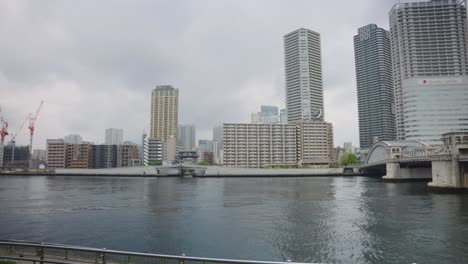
0 241 312 264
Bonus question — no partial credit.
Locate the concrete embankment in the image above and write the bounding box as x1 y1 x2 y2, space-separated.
1 166 361 177
201 167 360 177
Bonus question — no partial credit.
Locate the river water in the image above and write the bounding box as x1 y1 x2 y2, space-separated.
0 176 467 264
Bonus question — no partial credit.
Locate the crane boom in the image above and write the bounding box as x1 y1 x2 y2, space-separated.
28 100 44 156
11 113 31 142
0 106 8 143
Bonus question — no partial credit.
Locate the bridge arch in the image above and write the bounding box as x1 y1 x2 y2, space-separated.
365 141 433 165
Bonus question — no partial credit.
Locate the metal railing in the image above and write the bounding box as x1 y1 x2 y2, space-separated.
0 241 312 264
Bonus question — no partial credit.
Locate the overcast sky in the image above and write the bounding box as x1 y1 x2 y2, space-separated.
1 0 409 150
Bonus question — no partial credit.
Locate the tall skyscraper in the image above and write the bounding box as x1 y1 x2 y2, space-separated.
105 128 123 145
354 24 396 149
178 124 196 151
150 85 179 141
284 28 324 123
390 0 468 141
251 105 280 124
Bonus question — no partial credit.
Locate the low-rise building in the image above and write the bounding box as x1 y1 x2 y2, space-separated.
144 138 163 165
92 145 117 168
66 143 93 169
117 144 139 167
297 121 334 165
223 123 297 168
46 139 67 169
2 144 30 168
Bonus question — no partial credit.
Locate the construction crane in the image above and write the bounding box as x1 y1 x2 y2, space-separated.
28 100 44 156
0 106 8 143
9 113 31 166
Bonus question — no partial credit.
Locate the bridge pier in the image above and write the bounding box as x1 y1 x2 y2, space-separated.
383 162 431 181
428 132 468 190
429 160 464 189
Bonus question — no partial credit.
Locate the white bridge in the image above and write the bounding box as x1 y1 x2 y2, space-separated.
362 132 468 189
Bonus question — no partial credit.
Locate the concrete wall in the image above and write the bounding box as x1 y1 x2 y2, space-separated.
400 167 432 179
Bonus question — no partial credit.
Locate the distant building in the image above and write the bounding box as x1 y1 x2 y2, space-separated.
251 112 261 124
144 137 163 165
117 144 139 167
66 143 93 169
212 125 223 164
92 145 117 168
178 124 196 151
389 0 468 140
343 142 353 153
223 123 297 168
297 121 334 166
2 144 30 168
46 139 67 169
163 137 178 161
105 128 123 145
332 147 346 163
64 134 83 144
284 28 324 123
200 151 214 165
280 109 287 124
150 85 179 141
33 149 47 162
353 24 396 149
251 106 281 124
198 139 213 153
0 143 3 167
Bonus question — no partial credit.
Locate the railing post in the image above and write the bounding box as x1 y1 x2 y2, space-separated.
127 255 131 264
179 254 185 264
102 248 106 264
95 252 99 264
65 249 69 260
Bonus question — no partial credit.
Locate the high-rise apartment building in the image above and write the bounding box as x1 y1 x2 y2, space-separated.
354 24 396 149
389 0 468 140
178 124 196 151
284 28 324 123
223 123 297 168
105 128 123 145
297 121 334 165
150 85 179 141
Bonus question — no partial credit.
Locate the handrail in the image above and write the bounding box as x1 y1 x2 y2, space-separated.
0 256 72 264
0 240 315 264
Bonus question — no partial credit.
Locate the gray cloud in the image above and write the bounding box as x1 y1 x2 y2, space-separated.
1 0 406 149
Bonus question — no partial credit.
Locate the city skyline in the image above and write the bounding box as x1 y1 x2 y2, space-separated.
0 0 425 150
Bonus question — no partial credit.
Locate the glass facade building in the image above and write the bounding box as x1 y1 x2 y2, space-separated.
403 77 468 143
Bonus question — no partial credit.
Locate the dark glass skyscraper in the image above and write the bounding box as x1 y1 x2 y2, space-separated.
354 24 396 149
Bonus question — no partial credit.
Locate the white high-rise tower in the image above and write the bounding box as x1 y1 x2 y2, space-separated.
284 28 324 123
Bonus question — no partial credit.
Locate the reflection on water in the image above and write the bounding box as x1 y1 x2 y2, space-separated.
0 176 467 264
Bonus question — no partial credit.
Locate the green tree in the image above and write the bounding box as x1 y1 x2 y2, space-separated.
149 160 162 166
340 153 357 166
198 161 210 166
